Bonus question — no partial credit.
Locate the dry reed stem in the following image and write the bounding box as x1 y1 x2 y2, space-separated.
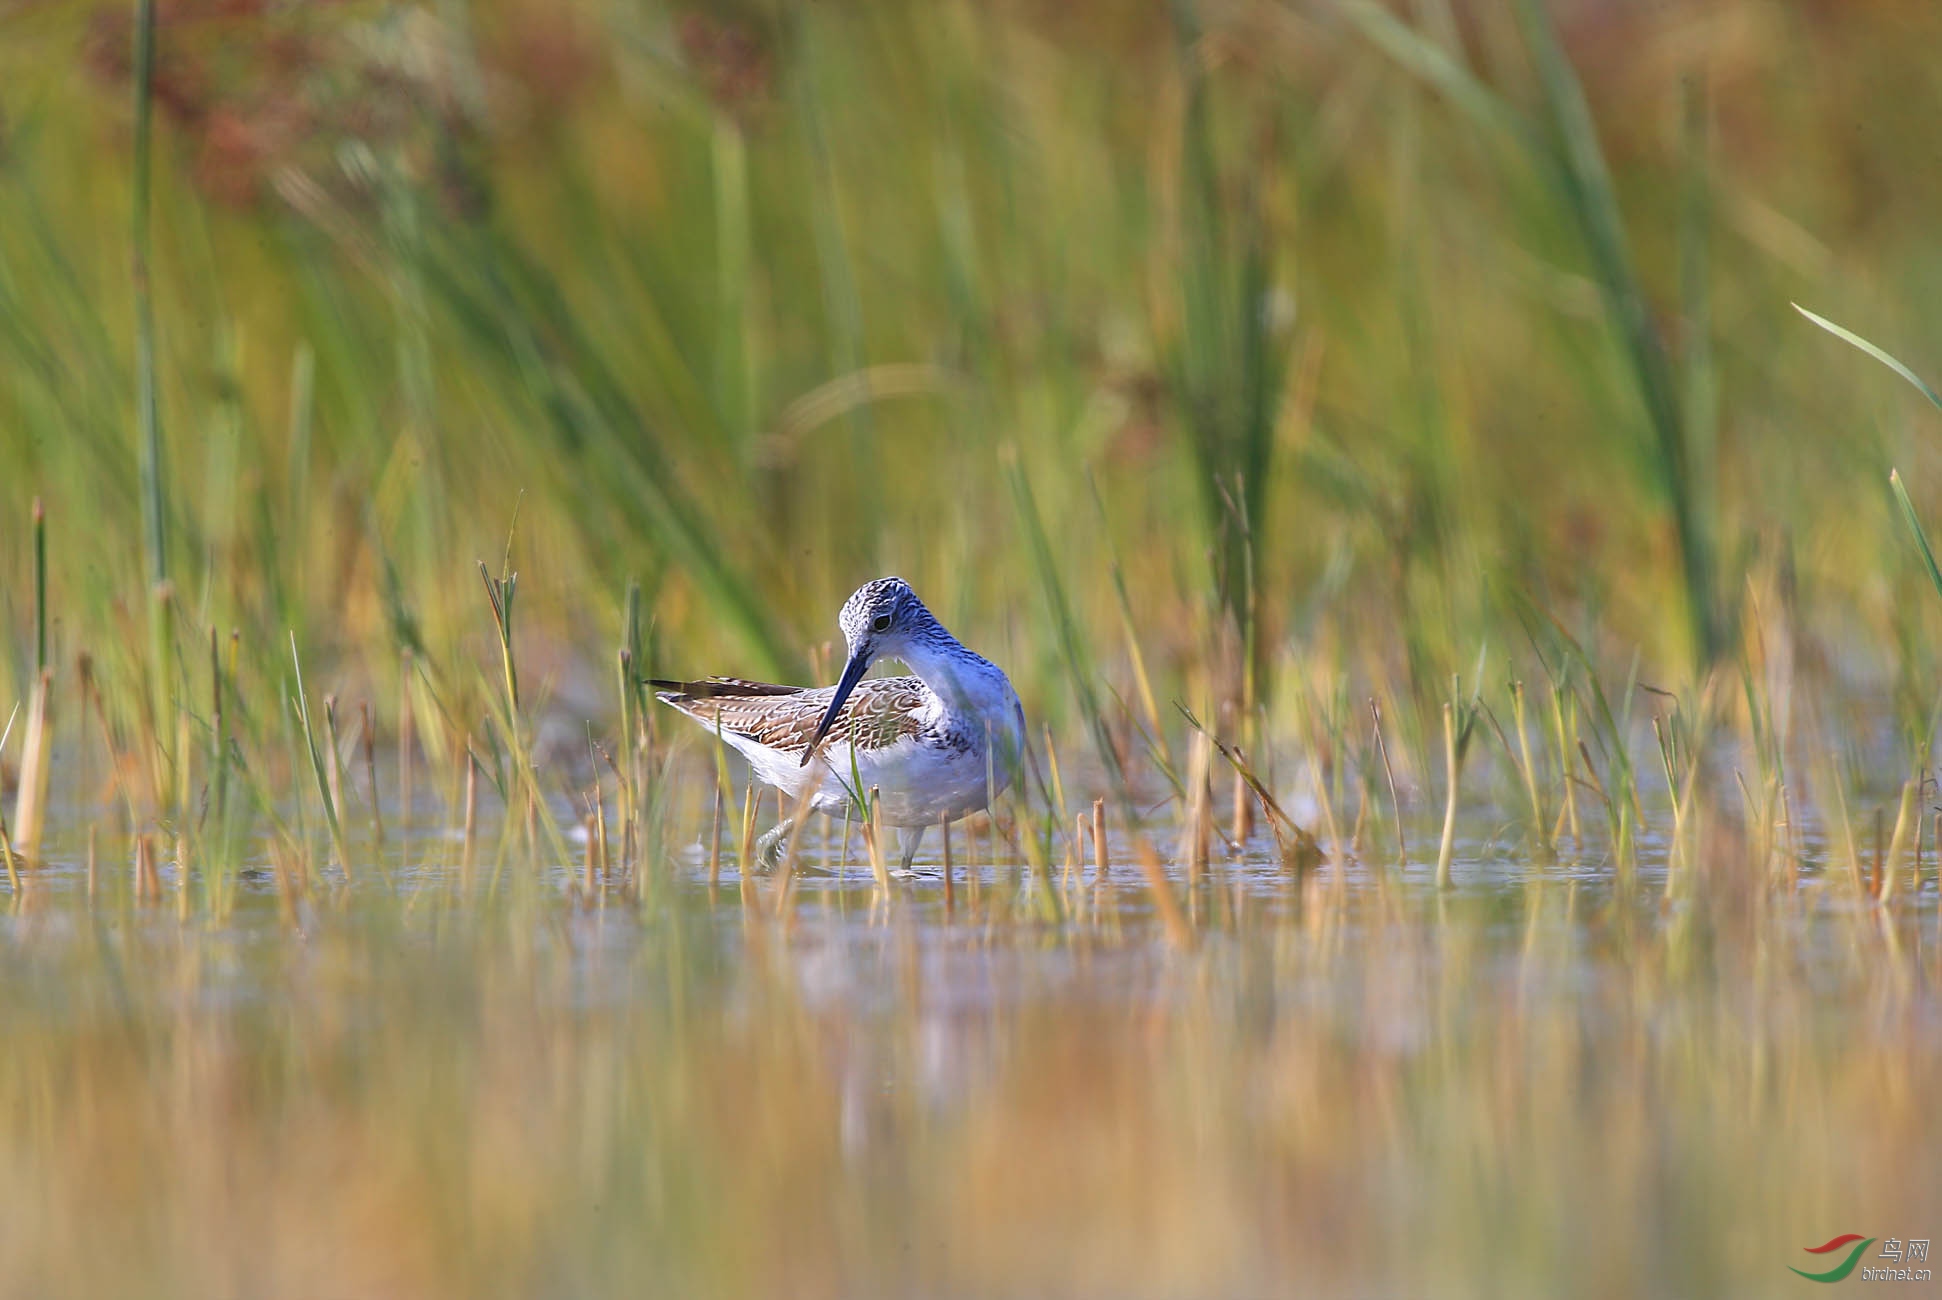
1371 699 1406 867
1183 730 1211 889
461 752 478 889
594 794 610 883
941 816 954 915
1871 808 1884 899
362 700 383 847
971 813 983 906
1436 703 1458 891
1232 767 1250 847
1304 744 1349 902
865 787 889 894
1512 682 1547 855
772 781 821 919
582 815 597 899
1091 800 1109 886
1135 838 1194 951
398 650 415 848
1883 778 1916 905
12 670 52 862
707 783 723 888
1553 687 1581 847
270 841 298 928
737 784 757 905
323 698 347 851
1914 774 1926 883
0 817 19 895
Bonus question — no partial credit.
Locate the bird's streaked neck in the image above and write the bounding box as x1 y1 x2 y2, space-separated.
878 615 1002 710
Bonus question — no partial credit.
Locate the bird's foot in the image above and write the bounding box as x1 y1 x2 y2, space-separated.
754 818 796 875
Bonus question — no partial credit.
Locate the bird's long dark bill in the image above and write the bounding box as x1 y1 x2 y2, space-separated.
801 646 872 766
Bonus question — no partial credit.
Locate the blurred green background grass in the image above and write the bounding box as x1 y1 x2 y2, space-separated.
6 0 1942 719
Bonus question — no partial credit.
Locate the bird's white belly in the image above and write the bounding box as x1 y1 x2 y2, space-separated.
730 732 1014 828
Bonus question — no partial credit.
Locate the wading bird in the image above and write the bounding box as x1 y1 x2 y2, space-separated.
653 577 1025 873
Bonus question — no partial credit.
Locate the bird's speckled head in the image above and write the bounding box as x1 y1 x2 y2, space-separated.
803 576 997 766
837 576 929 651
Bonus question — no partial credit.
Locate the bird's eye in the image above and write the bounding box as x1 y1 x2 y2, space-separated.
871 613 892 633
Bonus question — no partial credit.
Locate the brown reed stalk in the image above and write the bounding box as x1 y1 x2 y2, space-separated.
837 805 852 883
971 813 984 906
707 783 723 889
1883 778 1916 905
12 669 52 863
398 649 415 843
773 781 820 916
582 815 597 900
736 785 759 908
865 786 888 893
1192 766 1212 887
617 647 636 866
941 815 954 914
0 814 19 895
1092 799 1109 885
1552 686 1581 847
31 498 45 677
292 640 351 881
1135 839 1194 951
362 701 384 847
1371 699 1406 868
270 840 299 928
1914 773 1926 884
1176 703 1322 868
738 783 757 876
1512 682 1548 855
1436 703 1459 891
1232 766 1250 848
323 697 349 859
461 750 478 889
594 792 610 882
1181 729 1211 890
1872 807 1884 899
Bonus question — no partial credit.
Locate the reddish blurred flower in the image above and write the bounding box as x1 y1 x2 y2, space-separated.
675 8 773 118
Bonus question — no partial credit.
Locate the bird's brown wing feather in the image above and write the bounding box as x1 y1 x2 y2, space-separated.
646 676 799 698
653 676 926 757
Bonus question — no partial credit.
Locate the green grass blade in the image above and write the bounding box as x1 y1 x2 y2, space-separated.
1348 0 1718 663
1335 0 1538 150
131 0 166 589
1890 469 1942 607
289 633 348 874
1004 447 1126 799
1793 304 1942 414
1512 0 1715 663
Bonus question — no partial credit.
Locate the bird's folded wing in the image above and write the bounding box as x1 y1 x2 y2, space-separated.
652 677 926 757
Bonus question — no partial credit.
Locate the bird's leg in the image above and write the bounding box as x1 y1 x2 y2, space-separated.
894 824 927 877
755 817 796 875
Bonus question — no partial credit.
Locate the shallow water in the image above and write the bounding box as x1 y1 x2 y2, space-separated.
14 767 1936 1023
1 767 1937 1299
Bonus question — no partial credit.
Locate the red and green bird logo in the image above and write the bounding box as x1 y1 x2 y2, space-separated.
1791 1234 1875 1283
